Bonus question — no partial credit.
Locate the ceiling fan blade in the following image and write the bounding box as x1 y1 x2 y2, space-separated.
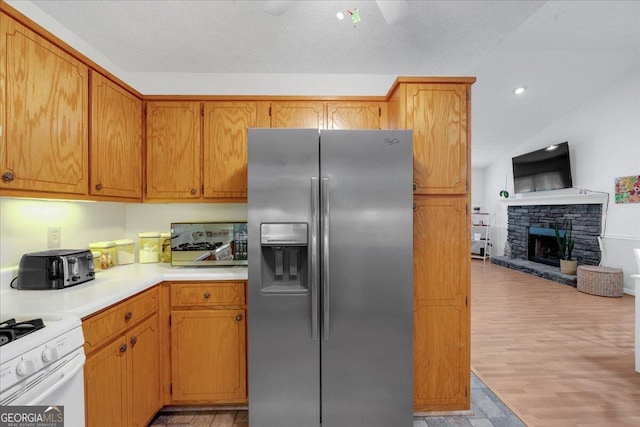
262 1 294 16
375 0 410 25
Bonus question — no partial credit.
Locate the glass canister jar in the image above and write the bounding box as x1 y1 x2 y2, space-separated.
91 250 102 272
88 241 116 269
114 239 135 265
160 232 172 263
138 232 161 263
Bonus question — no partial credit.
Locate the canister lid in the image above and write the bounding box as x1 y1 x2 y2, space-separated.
138 232 160 238
114 239 134 246
89 241 116 248
160 232 171 238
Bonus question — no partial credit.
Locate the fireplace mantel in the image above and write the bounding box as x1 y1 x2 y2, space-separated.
501 190 608 206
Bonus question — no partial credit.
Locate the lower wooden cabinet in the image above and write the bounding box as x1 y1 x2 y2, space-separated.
83 288 160 427
171 309 246 402
162 281 248 405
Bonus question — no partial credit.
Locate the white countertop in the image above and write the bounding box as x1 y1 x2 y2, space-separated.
0 263 247 319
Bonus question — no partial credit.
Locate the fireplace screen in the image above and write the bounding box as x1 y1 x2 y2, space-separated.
528 226 565 267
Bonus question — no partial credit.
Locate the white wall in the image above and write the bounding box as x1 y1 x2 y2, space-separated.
124 203 247 237
471 168 486 209
0 197 127 288
482 68 640 294
0 199 247 289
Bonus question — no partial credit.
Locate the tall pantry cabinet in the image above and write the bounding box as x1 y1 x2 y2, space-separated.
388 77 475 412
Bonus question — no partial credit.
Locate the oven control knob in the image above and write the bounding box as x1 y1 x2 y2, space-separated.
16 360 36 377
42 347 59 363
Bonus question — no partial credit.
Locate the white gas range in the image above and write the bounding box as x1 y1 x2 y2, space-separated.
0 312 86 426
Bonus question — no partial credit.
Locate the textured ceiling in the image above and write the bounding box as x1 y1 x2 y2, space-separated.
20 0 640 168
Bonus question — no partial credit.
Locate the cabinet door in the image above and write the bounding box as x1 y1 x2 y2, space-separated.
203 102 256 199
270 101 324 128
84 337 128 427
171 309 246 402
0 13 88 195
326 101 385 130
128 314 160 427
413 197 470 411
90 72 142 199
145 101 201 199
406 84 468 194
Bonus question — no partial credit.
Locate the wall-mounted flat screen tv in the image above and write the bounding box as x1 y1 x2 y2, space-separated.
512 141 572 194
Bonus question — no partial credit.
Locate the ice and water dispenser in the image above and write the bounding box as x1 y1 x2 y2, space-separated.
260 223 308 294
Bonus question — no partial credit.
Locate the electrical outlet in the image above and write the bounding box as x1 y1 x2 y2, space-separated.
48 226 61 248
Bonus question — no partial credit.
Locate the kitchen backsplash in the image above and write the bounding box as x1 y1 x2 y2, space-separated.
0 197 247 289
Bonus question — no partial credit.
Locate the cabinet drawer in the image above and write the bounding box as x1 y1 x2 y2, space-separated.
83 287 158 353
170 282 245 307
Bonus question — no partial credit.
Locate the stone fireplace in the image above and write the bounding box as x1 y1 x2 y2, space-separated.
492 195 606 286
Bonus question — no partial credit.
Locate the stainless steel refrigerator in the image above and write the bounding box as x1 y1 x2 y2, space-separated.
247 128 413 427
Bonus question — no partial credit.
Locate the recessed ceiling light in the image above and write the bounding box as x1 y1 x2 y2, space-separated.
513 87 526 95
336 11 344 20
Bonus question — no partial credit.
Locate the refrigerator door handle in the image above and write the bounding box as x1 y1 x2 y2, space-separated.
321 176 330 341
311 177 319 341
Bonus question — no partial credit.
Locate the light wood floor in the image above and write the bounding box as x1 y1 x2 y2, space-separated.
471 260 640 426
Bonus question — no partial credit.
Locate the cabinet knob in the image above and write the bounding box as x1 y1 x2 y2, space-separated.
204 292 211 299
235 314 243 322
119 343 127 353
190 188 197 195
124 311 133 321
2 171 15 182
413 203 417 211
130 336 138 347
412 182 418 191
95 183 103 191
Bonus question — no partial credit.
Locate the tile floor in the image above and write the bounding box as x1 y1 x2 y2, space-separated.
149 373 525 427
413 373 526 427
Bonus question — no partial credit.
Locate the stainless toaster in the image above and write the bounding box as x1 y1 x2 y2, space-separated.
16 249 95 290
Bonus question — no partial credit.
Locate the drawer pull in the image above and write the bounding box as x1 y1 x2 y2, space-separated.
204 292 211 299
130 336 138 347
95 182 103 191
124 311 133 321
412 182 418 191
119 344 127 353
235 314 243 322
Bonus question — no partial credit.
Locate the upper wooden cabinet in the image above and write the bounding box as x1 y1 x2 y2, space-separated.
90 71 142 200
203 102 256 199
388 80 473 195
327 101 386 130
0 12 88 196
145 101 256 201
269 101 325 128
145 101 201 200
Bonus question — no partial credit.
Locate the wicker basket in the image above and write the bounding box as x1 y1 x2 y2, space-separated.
577 265 624 297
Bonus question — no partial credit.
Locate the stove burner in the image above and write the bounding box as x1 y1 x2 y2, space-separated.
0 318 45 346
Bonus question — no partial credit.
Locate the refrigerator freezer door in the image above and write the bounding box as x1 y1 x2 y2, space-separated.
320 130 414 426
248 129 321 427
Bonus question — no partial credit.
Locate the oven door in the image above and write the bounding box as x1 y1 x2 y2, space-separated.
0 347 86 426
